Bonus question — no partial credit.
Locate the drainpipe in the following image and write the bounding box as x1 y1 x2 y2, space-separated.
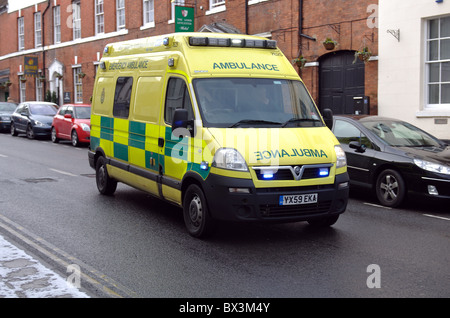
42 0 51 98
299 0 303 55
245 0 249 34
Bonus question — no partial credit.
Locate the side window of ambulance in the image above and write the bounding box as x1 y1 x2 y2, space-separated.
165 77 194 124
113 77 133 118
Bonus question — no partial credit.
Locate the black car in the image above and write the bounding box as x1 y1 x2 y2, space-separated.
10 102 58 139
331 115 450 207
0 102 18 132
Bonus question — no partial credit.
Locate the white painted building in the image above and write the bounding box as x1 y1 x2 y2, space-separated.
379 0 450 140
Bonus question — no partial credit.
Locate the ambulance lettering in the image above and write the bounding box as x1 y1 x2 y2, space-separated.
213 62 280 71
254 148 328 161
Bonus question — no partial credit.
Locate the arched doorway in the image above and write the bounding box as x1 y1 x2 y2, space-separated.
318 51 365 114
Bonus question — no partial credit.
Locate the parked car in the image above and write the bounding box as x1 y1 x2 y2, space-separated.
331 115 450 207
10 102 58 139
51 104 91 147
0 102 18 132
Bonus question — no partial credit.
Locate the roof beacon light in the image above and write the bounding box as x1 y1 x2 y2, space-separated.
189 37 277 49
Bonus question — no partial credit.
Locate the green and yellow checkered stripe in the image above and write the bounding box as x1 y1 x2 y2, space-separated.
90 114 209 179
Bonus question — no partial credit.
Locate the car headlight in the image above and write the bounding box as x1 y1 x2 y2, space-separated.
414 159 450 175
80 123 90 132
34 120 44 126
212 148 248 171
335 145 347 168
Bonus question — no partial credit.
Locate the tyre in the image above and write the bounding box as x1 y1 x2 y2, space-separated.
375 169 405 207
95 156 117 195
183 184 215 238
10 122 17 136
51 127 59 143
71 130 79 147
26 125 35 139
307 214 339 227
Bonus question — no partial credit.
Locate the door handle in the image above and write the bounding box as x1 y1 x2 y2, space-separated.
158 137 164 147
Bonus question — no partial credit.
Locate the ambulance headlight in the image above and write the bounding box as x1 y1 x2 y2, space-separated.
212 148 248 172
335 145 347 168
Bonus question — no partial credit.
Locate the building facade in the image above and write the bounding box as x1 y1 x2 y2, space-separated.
378 0 450 140
0 0 378 117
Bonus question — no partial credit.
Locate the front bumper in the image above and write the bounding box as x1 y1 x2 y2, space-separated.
33 125 52 136
0 121 10 131
202 172 349 223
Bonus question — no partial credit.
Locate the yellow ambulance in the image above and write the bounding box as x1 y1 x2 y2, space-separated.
88 32 349 237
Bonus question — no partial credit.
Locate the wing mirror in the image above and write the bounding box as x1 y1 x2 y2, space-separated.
322 108 333 130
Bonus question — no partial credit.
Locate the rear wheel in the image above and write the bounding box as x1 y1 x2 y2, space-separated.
183 184 215 238
375 169 405 207
95 156 117 195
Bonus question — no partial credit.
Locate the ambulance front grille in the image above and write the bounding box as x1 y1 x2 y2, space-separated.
253 164 332 181
259 201 332 218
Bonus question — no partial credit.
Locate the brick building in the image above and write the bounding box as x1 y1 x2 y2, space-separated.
0 0 378 115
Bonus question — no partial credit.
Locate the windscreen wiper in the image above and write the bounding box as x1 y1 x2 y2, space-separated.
229 119 281 128
281 118 322 128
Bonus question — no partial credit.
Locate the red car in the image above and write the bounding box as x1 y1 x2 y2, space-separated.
51 104 91 146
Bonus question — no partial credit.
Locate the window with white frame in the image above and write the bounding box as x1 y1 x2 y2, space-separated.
36 77 43 101
53 6 61 44
143 0 154 27
210 0 225 9
34 12 42 48
95 0 104 35
18 17 24 51
72 1 81 40
19 78 26 103
171 0 185 21
116 0 126 30
426 16 450 108
73 67 83 103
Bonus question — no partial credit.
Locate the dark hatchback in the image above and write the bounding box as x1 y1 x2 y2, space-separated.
0 102 18 132
331 115 450 207
10 102 58 139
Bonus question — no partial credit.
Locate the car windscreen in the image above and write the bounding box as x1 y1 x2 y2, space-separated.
193 78 324 128
362 120 443 147
74 106 91 119
0 103 17 113
29 104 58 116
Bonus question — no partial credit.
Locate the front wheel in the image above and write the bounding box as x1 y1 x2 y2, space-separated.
10 122 18 136
71 130 79 147
183 184 215 238
26 125 35 139
375 169 405 207
51 127 59 143
95 156 117 195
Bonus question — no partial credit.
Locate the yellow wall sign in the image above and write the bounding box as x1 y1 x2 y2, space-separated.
24 56 38 76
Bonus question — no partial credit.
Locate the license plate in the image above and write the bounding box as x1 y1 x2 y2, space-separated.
279 193 318 206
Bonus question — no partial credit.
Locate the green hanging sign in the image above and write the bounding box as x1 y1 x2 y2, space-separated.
175 6 194 32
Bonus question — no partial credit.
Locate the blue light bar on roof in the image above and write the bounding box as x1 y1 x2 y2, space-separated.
189 37 277 49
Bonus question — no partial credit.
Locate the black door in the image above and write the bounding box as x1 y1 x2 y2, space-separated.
319 51 365 114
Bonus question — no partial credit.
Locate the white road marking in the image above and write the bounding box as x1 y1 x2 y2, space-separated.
363 202 392 209
49 168 77 177
423 214 450 221
0 154 7 158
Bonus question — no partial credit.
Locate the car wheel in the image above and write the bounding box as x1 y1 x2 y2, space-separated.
26 125 35 139
307 214 339 227
71 130 79 147
183 184 216 238
51 127 59 143
10 122 17 136
375 169 406 208
95 156 117 195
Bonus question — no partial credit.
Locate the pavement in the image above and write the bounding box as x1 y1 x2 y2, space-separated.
0 234 90 298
